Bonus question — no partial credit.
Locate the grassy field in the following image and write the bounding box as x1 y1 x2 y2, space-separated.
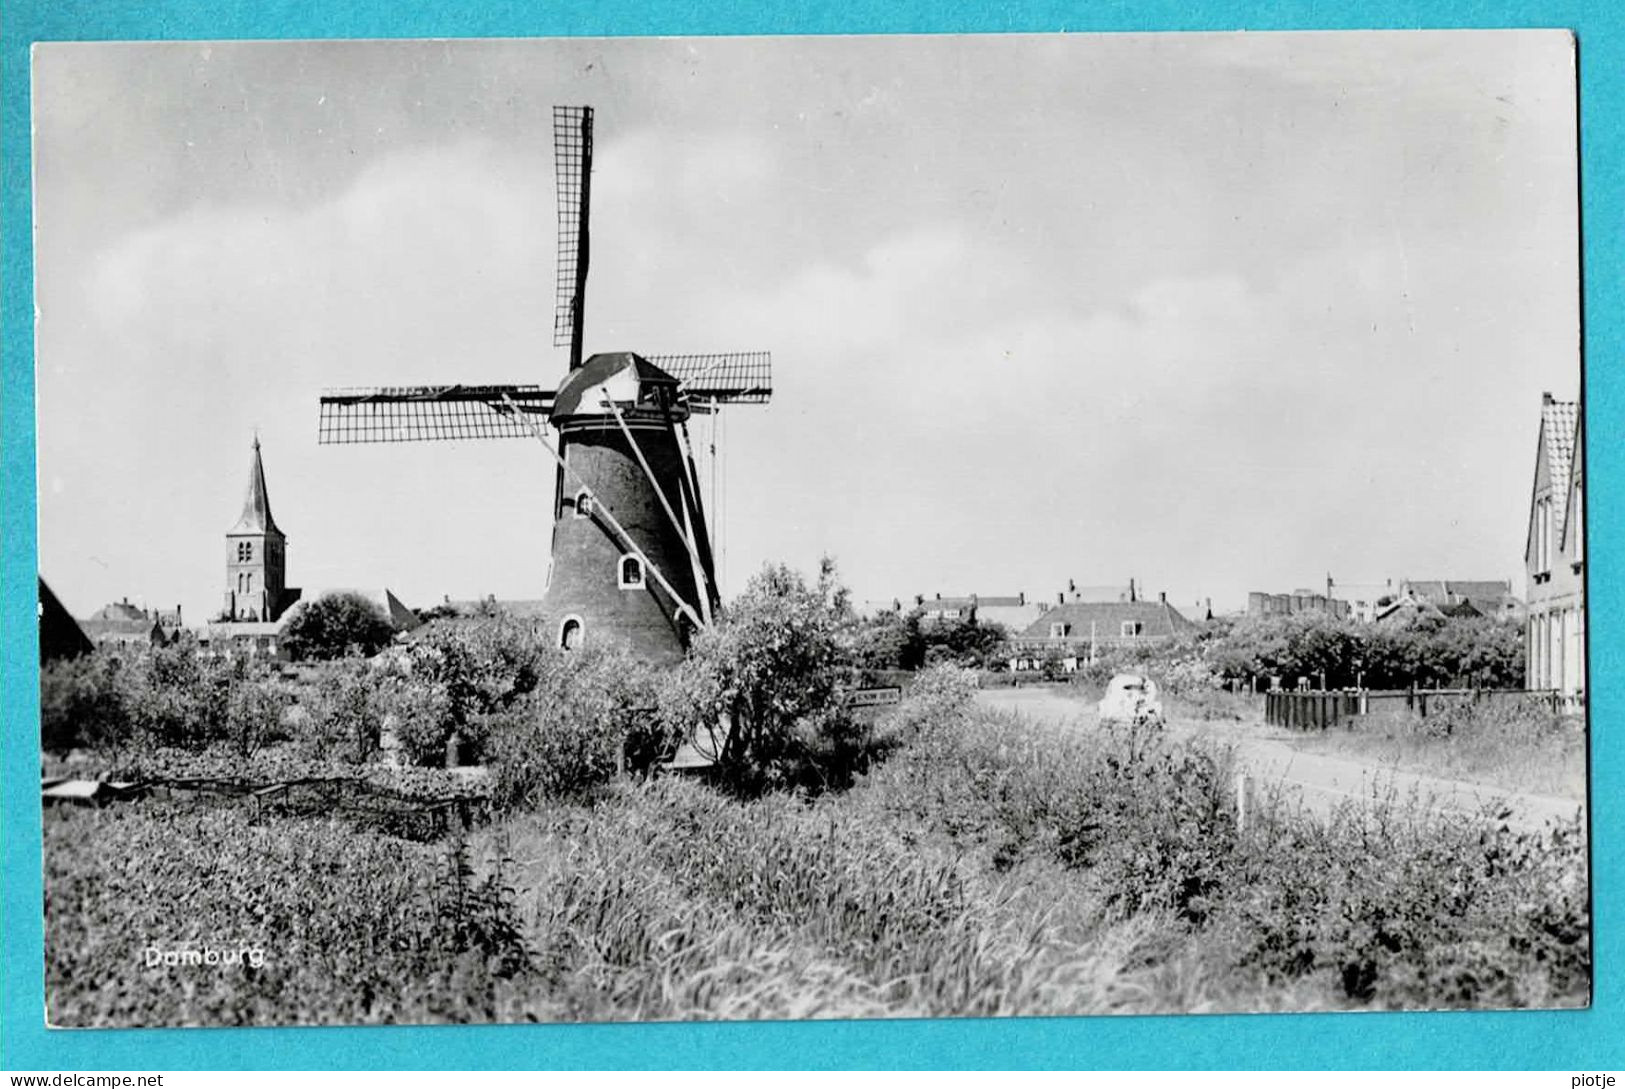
1280 699 1587 800
43 677 1590 1026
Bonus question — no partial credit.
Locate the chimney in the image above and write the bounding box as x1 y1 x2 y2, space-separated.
1057 592 1064 605
1128 578 1136 602
1018 591 1026 606
935 592 941 600
1159 591 1166 604
1068 578 1076 593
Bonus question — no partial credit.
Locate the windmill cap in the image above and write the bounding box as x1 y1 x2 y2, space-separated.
551 352 682 420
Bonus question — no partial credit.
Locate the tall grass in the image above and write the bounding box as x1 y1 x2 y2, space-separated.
1293 697 1586 799
43 669 1589 1025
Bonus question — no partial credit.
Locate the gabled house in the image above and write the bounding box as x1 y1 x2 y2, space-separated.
1398 579 1521 624
1525 394 1584 704
80 599 171 650
1010 596 1194 670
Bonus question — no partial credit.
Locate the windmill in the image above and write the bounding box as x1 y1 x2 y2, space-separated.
316 106 772 663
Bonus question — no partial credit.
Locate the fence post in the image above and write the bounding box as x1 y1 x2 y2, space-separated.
1235 769 1248 833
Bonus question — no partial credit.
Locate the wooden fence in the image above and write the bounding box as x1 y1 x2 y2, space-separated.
43 774 487 841
1264 688 1566 730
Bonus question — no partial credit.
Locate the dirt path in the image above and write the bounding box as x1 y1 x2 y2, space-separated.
975 687 1585 832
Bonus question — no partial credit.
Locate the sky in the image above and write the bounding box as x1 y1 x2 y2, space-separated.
32 31 1579 623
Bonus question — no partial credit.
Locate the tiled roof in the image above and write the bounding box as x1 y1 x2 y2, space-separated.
1016 600 1193 640
445 598 548 620
89 601 150 622
1541 398 1579 530
81 617 162 640
1402 580 1510 605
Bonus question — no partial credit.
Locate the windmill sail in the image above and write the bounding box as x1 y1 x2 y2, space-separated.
553 105 593 368
317 385 554 444
653 352 773 404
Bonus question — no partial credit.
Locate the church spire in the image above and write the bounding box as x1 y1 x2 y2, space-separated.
230 435 282 536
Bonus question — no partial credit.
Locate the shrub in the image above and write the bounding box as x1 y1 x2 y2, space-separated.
668 558 857 790
123 644 234 748
280 592 397 662
486 644 660 809
224 662 293 757
40 653 134 752
395 616 549 765
298 661 389 764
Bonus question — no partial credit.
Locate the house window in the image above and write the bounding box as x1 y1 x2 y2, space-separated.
1121 621 1143 638
619 555 645 589
1049 622 1070 638
574 490 594 518
559 616 583 651
1575 485 1584 561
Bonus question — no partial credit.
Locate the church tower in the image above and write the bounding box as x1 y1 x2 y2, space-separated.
222 436 297 622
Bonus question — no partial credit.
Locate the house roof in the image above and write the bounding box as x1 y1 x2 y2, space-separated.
978 604 1047 632
88 601 150 622
229 436 283 536
39 578 93 662
1537 397 1578 535
81 616 162 640
1561 411 1585 553
444 598 548 620
1402 580 1511 604
1017 600 1194 640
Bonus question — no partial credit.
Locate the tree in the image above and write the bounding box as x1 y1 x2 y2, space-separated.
280 592 397 661
670 558 856 788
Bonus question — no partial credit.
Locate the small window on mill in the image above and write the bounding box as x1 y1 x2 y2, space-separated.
574 491 594 518
560 617 583 651
619 555 645 589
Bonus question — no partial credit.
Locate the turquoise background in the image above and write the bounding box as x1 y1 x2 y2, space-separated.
2 0 1619 1070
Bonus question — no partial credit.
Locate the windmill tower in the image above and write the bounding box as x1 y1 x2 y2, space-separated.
317 106 771 662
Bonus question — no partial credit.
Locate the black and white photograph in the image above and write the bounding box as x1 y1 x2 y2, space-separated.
33 31 1588 1027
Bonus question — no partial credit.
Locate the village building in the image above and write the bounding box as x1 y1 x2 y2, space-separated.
1009 594 1195 672
1328 579 1396 623
220 436 301 624
909 591 1048 633
38 578 93 663
200 436 303 659
79 598 177 650
1246 588 1352 621
1525 394 1584 704
1398 579 1522 624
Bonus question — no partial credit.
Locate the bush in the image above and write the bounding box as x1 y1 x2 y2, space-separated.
224 662 293 757
280 592 397 662
42 647 298 757
667 558 857 790
40 653 134 753
487 644 660 809
392 616 550 766
123 645 234 748
298 661 389 764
